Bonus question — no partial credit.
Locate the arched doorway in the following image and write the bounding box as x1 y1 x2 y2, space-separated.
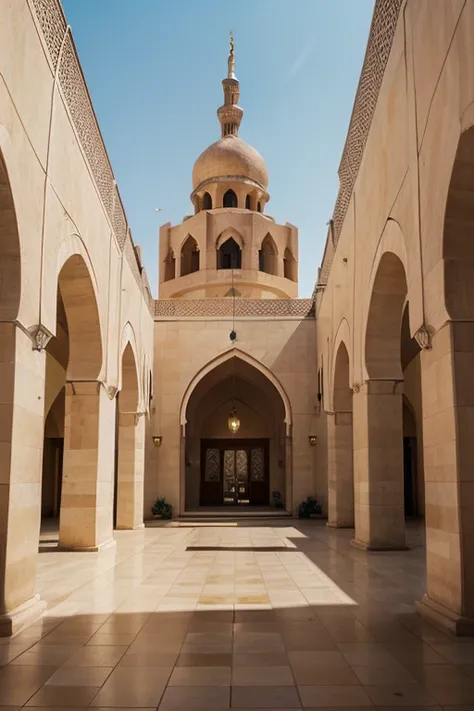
217 237 242 269
47 252 104 551
355 251 409 550
328 341 354 527
182 355 289 512
114 342 144 530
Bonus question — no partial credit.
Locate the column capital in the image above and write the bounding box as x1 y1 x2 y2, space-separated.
414 324 435 350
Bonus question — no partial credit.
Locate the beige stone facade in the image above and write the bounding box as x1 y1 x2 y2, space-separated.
1 0 474 643
0 0 153 635
314 0 474 635
151 38 318 517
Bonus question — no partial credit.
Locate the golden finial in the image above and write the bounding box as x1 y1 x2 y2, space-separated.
228 31 235 78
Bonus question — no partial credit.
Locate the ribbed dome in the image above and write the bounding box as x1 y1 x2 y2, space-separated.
193 135 269 191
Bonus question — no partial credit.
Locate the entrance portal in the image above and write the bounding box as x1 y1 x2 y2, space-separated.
183 353 290 512
201 439 269 506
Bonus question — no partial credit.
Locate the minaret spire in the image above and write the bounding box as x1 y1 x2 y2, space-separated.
218 32 243 138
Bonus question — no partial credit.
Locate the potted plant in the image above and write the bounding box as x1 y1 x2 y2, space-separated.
298 496 322 519
271 491 285 509
151 497 173 520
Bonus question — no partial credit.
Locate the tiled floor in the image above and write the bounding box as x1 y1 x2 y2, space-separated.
2 520 474 709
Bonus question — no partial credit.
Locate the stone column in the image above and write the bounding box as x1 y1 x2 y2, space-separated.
0 323 46 636
352 379 406 550
327 411 354 527
416 322 474 635
59 381 115 551
116 412 145 530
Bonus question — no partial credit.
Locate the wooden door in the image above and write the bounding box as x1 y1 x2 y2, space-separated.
200 439 269 506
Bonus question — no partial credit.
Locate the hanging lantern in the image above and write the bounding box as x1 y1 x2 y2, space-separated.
228 406 240 434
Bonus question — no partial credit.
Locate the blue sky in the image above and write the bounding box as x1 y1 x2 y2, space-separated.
62 0 374 297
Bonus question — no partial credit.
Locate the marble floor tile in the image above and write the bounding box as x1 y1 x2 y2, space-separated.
0 522 463 711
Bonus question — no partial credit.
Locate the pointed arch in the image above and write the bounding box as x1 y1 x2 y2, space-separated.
202 192 212 210
223 189 238 208
180 235 200 276
179 348 292 434
217 228 244 251
330 317 352 408
259 233 278 275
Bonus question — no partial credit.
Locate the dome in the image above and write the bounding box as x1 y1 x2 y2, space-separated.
192 135 269 191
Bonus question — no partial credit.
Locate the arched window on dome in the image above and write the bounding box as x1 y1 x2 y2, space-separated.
284 248 297 282
245 194 251 210
202 192 212 210
164 249 176 282
223 189 238 208
257 201 262 212
181 236 200 277
218 237 242 269
258 234 278 276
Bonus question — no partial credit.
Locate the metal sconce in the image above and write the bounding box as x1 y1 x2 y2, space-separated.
152 436 162 447
308 435 317 447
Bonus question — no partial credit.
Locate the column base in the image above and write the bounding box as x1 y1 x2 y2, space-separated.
115 523 145 531
0 594 46 637
416 593 474 636
58 538 117 553
350 538 409 552
327 521 354 529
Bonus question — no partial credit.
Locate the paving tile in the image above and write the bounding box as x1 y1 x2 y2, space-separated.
233 632 285 654
0 666 56 706
169 665 231 686
25 685 101 707
298 685 373 707
232 666 294 686
231 685 301 708
364 684 438 706
159 685 230 709
90 666 172 707
177 653 233 666
45 665 113 687
233 652 289 667
64 645 128 667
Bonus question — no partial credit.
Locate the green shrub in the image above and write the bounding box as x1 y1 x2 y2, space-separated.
151 497 173 520
298 496 322 519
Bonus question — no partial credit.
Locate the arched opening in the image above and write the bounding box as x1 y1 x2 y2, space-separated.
245 194 251 210
183 356 288 511
418 126 474 629
164 249 176 282
257 201 262 212
202 192 212 210
49 253 104 551
400 303 423 520
180 235 200 277
223 189 238 208
358 251 408 550
284 248 297 282
328 342 354 527
41 288 69 531
115 342 143 530
217 237 242 269
258 234 278 275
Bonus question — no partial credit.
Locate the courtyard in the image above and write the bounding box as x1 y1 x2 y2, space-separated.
1 521 473 708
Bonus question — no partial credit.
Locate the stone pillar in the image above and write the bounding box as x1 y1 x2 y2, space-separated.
352 379 406 550
416 322 474 635
59 381 115 551
327 411 354 527
116 412 145 530
0 324 46 636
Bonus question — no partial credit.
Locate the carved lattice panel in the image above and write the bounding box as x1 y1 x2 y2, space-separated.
205 448 220 482
251 448 264 482
236 450 248 486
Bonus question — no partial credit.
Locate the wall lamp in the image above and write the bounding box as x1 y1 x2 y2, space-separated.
308 435 317 447
152 436 162 447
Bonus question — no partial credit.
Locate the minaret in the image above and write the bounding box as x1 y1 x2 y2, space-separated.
217 33 244 138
